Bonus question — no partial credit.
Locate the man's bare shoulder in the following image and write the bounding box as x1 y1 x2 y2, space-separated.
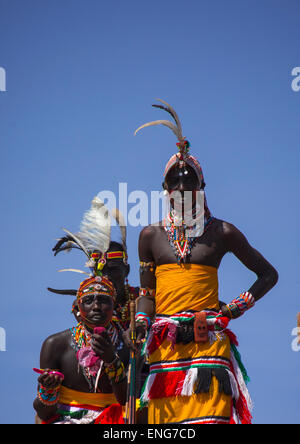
212 218 240 237
139 223 164 239
212 217 250 255
41 329 71 354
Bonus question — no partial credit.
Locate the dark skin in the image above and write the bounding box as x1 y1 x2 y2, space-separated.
33 294 128 422
70 243 130 323
133 164 279 339
100 242 130 306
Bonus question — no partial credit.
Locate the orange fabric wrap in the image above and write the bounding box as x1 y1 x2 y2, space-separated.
59 386 117 409
155 263 219 315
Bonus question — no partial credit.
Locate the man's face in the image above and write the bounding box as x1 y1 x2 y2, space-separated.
164 164 200 194
78 293 114 328
101 245 129 303
164 164 200 212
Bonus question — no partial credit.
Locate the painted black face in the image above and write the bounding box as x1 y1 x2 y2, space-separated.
78 293 114 327
164 164 200 193
163 164 201 215
101 244 130 304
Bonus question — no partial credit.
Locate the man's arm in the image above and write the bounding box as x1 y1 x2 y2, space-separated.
123 226 157 351
137 225 157 321
33 334 63 421
221 222 278 317
91 331 128 405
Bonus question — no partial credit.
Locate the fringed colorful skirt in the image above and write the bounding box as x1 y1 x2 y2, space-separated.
140 311 253 424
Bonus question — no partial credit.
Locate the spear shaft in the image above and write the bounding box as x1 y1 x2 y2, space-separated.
127 295 137 424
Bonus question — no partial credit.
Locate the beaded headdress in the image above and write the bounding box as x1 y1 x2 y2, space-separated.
76 275 116 302
134 99 213 262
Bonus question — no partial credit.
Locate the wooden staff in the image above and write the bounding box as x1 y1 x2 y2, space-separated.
126 293 137 424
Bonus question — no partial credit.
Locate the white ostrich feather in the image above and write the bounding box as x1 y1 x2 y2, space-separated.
77 196 111 254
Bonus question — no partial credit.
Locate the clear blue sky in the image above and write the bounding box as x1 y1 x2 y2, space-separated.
0 0 299 424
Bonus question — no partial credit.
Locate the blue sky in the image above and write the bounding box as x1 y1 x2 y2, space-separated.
0 0 299 424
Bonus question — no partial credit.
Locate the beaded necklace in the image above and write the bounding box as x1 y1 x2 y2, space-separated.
70 322 119 392
164 211 214 263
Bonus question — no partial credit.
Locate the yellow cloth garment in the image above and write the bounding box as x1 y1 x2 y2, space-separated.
59 386 141 412
155 263 219 315
149 378 232 424
59 386 117 408
148 263 232 424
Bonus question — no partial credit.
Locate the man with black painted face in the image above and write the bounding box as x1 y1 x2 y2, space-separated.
51 237 137 328
33 275 128 424
132 99 278 425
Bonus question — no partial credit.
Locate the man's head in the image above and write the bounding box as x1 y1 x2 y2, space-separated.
163 160 205 219
91 241 130 305
163 163 201 193
76 275 116 330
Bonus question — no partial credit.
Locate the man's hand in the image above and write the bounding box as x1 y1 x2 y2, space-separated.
123 325 146 352
220 304 232 319
91 330 115 363
37 369 63 390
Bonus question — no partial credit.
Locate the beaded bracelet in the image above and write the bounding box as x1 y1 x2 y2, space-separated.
139 261 156 273
38 384 61 407
226 292 255 319
135 312 151 329
104 358 126 384
139 287 156 298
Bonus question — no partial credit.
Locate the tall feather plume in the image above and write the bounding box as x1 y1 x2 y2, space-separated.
62 228 90 258
134 98 186 149
111 208 127 253
52 237 82 256
134 120 180 139
77 196 111 254
153 98 183 137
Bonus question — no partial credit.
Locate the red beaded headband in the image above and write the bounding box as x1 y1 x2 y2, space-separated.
77 275 116 302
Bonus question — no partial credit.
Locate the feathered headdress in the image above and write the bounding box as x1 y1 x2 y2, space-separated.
134 98 190 157
134 98 205 188
48 196 128 297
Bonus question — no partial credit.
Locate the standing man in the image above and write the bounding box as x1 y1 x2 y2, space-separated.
133 99 278 424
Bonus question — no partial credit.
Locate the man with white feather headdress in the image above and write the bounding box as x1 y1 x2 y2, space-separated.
33 198 136 424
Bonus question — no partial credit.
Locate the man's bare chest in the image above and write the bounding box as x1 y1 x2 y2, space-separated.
151 223 226 268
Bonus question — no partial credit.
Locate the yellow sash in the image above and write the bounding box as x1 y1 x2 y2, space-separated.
155 263 219 315
59 386 117 408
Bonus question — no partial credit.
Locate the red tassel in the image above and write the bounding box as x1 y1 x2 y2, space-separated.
147 324 169 355
94 404 125 424
225 329 239 347
235 392 252 424
149 370 186 399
